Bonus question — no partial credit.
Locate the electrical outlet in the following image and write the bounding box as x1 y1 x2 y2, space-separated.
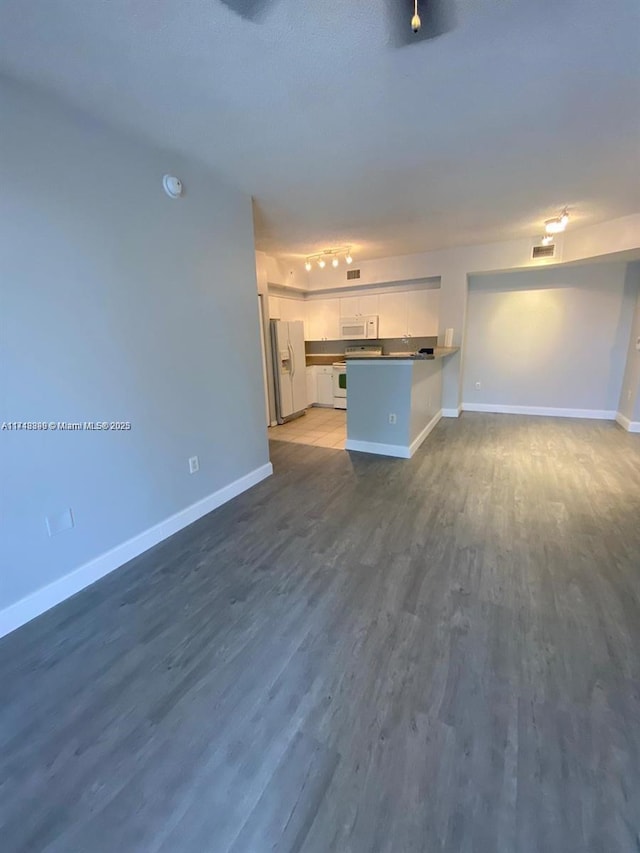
188 455 199 474
388 413 397 424
475 381 481 390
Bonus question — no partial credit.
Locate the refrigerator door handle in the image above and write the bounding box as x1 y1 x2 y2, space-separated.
288 341 295 377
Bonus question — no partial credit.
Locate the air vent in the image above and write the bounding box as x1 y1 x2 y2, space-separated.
346 269 361 280
531 243 556 260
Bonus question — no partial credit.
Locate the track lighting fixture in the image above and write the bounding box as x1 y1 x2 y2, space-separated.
304 246 354 272
545 208 570 235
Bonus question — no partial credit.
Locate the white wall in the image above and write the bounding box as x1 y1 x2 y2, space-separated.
345 359 443 457
462 262 634 414
0 78 270 622
617 262 640 423
255 252 277 425
298 214 640 412
263 255 305 291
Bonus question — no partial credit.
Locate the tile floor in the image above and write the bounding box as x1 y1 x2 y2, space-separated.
268 406 346 449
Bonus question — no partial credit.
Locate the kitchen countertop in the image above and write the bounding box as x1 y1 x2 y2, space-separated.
306 348 459 365
345 347 459 361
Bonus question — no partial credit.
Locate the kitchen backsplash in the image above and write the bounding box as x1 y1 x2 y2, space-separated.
305 336 438 355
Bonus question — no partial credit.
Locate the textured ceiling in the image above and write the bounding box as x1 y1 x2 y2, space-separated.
1 0 639 262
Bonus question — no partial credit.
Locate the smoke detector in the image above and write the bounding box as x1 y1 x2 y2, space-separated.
163 175 183 198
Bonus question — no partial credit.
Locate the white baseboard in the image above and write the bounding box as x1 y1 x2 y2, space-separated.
409 410 442 456
345 438 411 458
345 411 442 459
615 412 640 433
0 462 273 640
441 406 462 418
462 403 616 420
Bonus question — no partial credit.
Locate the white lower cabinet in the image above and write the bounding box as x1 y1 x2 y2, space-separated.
316 366 334 406
306 367 317 406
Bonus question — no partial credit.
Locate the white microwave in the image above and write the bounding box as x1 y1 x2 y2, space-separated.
340 315 379 340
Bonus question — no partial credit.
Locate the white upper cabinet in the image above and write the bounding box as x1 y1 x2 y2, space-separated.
339 296 360 318
300 288 438 341
377 289 440 338
307 298 340 340
306 300 320 339
339 294 380 317
268 295 281 319
377 291 408 338
358 293 380 316
269 295 308 336
279 297 306 324
406 289 440 337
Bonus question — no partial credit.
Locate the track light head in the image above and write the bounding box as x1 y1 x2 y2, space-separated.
544 208 570 235
411 0 421 32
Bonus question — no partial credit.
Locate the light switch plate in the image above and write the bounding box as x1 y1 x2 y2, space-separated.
46 508 74 537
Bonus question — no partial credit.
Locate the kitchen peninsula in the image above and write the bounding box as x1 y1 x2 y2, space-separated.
344 348 459 458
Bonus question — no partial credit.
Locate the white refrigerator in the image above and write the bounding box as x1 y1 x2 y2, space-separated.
270 320 307 424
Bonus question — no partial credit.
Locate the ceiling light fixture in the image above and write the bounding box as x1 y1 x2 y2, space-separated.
304 246 354 272
545 208 570 235
541 235 554 246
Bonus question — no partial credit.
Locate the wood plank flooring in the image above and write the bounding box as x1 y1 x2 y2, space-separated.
1 413 639 852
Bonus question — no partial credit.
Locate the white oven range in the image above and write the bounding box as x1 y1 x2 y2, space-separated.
332 345 383 409
332 362 347 409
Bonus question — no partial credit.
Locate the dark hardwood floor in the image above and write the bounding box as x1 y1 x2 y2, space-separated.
1 413 639 852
